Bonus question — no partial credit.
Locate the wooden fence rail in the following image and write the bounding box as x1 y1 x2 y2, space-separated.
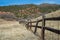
26 13 60 40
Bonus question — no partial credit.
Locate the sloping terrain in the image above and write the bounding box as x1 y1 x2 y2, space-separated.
0 19 39 40
29 10 60 40
0 3 60 19
30 10 60 21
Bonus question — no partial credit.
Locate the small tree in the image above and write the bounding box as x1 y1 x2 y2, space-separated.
15 13 21 18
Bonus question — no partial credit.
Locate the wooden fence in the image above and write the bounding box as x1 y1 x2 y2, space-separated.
26 13 60 40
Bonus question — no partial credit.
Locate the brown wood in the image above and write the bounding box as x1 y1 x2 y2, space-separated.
26 13 60 40
29 23 32 29
28 17 60 23
45 17 60 20
41 15 45 40
34 22 39 34
26 22 29 29
28 25 60 34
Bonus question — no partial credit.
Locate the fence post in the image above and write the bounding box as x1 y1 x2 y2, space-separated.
41 14 45 40
29 20 32 29
30 22 32 29
34 21 39 34
26 22 29 29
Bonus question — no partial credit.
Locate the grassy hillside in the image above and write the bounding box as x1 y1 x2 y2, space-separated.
0 3 60 19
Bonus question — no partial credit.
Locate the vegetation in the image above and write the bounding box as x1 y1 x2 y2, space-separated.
0 3 60 19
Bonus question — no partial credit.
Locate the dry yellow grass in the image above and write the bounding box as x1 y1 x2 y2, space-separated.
0 10 60 40
29 10 60 40
0 19 39 40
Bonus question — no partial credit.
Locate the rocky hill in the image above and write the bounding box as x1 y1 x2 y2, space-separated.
0 11 16 21
0 3 60 19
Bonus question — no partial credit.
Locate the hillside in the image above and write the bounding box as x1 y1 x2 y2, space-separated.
0 3 60 19
30 10 60 21
29 9 60 40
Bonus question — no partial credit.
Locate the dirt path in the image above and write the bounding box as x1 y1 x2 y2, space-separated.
0 20 39 40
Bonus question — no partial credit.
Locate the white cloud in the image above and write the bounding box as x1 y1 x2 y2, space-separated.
42 0 57 4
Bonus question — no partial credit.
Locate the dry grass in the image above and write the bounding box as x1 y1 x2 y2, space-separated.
0 19 39 40
0 10 60 40
29 10 60 40
30 21 60 40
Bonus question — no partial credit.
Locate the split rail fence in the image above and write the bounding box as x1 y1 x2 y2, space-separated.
26 13 60 40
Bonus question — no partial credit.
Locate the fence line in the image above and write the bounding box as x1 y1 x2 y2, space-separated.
26 13 60 40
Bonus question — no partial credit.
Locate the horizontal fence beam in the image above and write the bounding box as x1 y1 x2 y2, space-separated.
28 25 60 34
27 13 60 40
28 17 60 23
29 21 37 23
44 26 60 34
45 17 60 20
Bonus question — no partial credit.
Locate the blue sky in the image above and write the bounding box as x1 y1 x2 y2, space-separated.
0 0 60 6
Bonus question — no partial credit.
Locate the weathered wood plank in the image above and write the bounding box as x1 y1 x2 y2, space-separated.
34 22 39 34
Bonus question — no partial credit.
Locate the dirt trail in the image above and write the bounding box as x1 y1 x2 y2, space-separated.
0 19 39 40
